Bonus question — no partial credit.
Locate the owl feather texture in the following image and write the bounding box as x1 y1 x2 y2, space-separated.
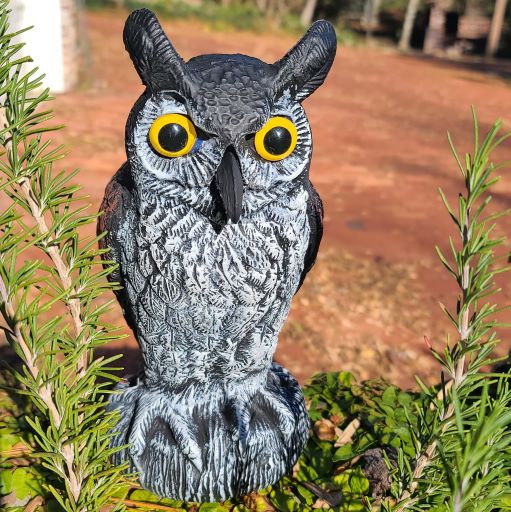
98 9 336 502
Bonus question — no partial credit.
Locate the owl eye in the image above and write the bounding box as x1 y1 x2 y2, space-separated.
148 113 197 157
254 116 298 161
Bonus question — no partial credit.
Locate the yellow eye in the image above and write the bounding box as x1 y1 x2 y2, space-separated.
148 113 197 158
254 116 298 161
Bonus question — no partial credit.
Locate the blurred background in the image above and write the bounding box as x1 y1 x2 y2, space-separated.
9 0 511 388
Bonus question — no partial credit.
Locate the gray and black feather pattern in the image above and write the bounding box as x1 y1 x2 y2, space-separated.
99 8 335 501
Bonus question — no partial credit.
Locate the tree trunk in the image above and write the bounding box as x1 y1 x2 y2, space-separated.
464 0 486 17
486 0 509 57
255 0 267 15
372 0 383 26
300 0 318 26
399 0 420 50
362 0 383 38
423 2 446 54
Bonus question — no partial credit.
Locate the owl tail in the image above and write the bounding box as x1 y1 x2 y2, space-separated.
227 399 252 453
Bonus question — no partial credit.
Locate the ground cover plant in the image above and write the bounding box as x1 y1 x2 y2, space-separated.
1 1 511 511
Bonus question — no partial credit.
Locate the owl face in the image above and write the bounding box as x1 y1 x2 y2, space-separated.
124 9 336 225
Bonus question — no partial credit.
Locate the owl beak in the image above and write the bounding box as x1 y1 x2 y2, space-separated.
214 146 244 224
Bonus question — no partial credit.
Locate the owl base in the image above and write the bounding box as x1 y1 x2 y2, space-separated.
108 362 309 502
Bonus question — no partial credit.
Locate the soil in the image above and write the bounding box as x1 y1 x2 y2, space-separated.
47 10 511 389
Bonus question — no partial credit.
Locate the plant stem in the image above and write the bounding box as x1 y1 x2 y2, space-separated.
18 176 89 375
396 146 474 511
0 107 89 376
0 273 83 503
455 204 471 386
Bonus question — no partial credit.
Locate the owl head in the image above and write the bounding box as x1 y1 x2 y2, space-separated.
123 9 336 227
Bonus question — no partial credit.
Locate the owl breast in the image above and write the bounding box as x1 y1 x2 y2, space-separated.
117 185 310 388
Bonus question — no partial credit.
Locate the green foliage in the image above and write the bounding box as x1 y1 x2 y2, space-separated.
389 111 511 511
121 0 265 32
1 0 511 510
333 25 360 47
83 0 365 45
0 1 129 510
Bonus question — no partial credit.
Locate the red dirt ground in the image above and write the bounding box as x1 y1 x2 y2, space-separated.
49 10 511 389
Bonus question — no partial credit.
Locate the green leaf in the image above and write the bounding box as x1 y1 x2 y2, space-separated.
333 443 354 462
198 503 230 511
348 472 370 495
11 467 44 500
0 426 20 452
0 468 13 495
381 387 397 406
269 487 301 512
294 484 315 505
129 488 164 503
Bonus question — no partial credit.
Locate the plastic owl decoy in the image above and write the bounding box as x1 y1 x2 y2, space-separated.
98 9 336 502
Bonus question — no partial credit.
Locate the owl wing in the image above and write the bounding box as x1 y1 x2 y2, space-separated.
297 180 324 291
97 161 138 333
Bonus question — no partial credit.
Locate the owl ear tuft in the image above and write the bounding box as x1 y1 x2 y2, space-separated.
272 20 337 102
123 9 191 94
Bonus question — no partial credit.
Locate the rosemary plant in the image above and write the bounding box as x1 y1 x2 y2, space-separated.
393 111 511 511
0 1 128 510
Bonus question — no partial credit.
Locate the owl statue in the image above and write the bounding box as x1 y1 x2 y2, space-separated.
98 8 336 502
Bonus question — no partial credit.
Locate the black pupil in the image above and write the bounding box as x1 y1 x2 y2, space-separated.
158 123 189 153
263 126 292 156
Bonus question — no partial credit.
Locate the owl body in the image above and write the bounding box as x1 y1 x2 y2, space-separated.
100 9 336 501
109 164 310 387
